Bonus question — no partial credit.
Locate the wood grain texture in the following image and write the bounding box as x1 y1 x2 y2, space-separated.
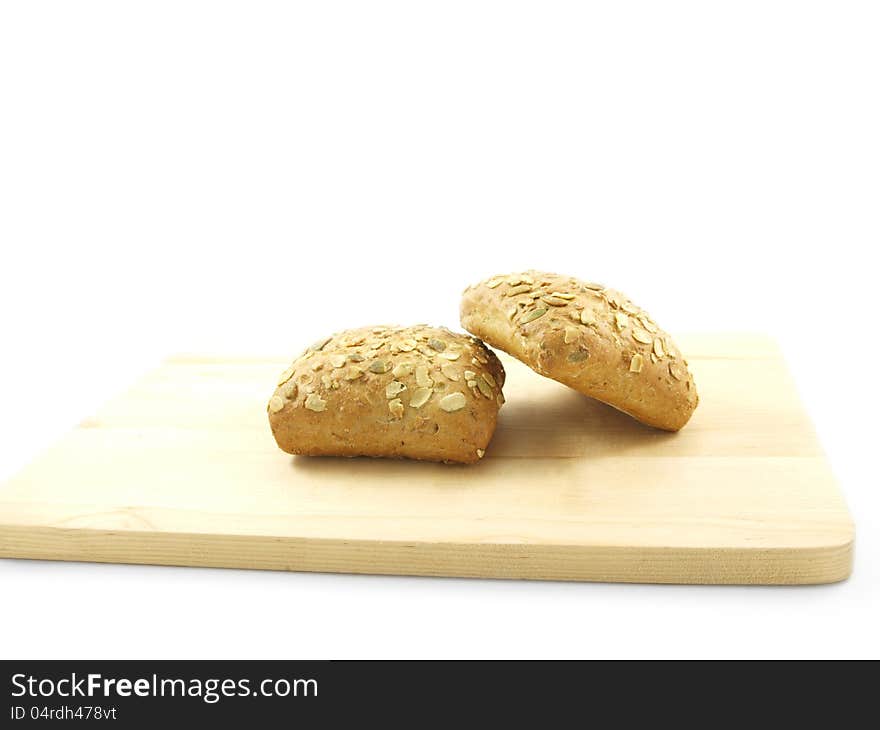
0 335 854 584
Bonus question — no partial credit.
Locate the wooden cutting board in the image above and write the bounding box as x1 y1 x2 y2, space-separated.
0 334 854 584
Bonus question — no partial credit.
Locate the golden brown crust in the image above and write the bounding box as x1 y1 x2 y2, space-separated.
460 271 698 431
268 325 506 464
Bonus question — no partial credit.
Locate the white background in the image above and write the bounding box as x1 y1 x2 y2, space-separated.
1 1 878 658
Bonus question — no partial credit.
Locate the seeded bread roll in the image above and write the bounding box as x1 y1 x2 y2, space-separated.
268 325 506 464
460 271 698 431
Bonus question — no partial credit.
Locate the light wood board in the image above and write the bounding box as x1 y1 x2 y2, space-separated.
0 334 854 584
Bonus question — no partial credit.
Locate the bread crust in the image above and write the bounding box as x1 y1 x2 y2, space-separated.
268 325 506 464
460 271 698 431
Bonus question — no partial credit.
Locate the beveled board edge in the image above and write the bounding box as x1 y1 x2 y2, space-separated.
0 524 854 585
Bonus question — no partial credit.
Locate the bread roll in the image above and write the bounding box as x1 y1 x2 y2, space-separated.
268 325 506 463
460 271 698 430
